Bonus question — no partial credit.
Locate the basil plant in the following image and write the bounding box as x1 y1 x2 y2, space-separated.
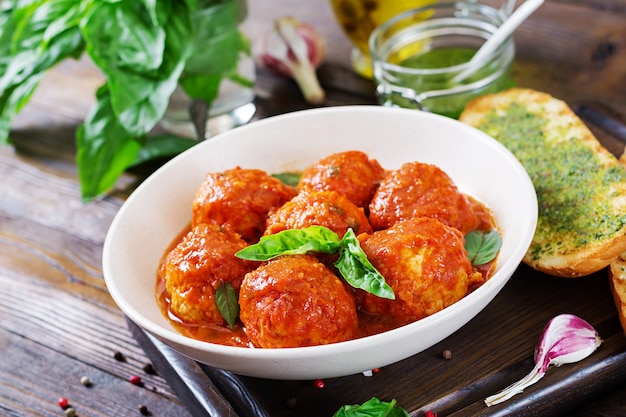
0 0 253 201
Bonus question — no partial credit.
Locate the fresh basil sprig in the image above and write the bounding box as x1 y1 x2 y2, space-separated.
333 397 410 417
335 229 395 300
1 0 251 201
236 226 395 300
465 229 502 266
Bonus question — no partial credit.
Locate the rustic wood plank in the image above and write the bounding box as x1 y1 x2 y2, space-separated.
0 328 191 417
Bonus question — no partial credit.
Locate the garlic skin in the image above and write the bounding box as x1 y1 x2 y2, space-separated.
485 314 602 407
254 16 326 104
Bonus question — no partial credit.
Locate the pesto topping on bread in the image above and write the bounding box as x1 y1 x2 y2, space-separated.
478 103 626 261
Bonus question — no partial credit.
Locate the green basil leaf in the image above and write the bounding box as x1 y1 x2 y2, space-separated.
0 73 43 144
81 1 165 74
272 172 302 187
183 1 242 75
178 73 221 108
1 0 84 89
80 0 193 137
215 281 239 330
235 226 342 261
465 229 502 266
179 1 251 104
335 229 395 300
237 226 394 300
131 134 197 167
0 0 85 143
333 397 410 417
76 85 142 201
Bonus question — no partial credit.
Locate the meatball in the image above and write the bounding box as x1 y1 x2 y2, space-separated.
265 189 373 237
239 255 358 348
368 161 480 234
160 224 257 326
358 217 483 322
192 167 298 242
298 150 387 208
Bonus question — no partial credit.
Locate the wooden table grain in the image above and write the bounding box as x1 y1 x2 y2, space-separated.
1 0 626 416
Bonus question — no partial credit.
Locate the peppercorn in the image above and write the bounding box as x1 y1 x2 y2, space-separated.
113 351 127 362
64 407 76 417
313 379 325 389
57 397 69 409
80 376 92 387
285 397 297 409
129 375 143 386
142 363 157 375
139 405 151 415
442 349 452 359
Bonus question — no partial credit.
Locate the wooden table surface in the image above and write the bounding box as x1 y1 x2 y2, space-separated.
2 0 626 416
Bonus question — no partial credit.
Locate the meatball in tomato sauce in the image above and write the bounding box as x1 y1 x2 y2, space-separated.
239 255 358 348
358 217 483 323
160 224 258 326
298 150 386 208
369 162 480 234
265 189 373 238
192 167 297 243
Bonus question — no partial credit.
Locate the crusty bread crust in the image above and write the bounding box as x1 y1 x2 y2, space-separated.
460 88 626 277
609 254 626 335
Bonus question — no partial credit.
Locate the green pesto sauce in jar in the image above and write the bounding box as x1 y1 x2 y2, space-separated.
400 47 476 69
477 103 626 260
393 47 515 119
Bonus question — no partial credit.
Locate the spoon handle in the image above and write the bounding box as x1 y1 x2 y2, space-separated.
453 0 544 83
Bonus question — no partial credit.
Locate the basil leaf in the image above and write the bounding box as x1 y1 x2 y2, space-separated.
333 397 410 417
235 226 342 261
76 85 142 201
0 0 85 143
237 226 395 300
131 134 197 167
335 229 395 300
0 74 43 144
465 229 502 266
178 73 221 109
183 0 243 75
80 0 193 137
215 281 239 330
272 172 302 187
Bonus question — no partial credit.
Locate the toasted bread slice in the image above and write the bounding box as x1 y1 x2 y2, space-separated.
609 254 626 334
609 152 626 334
460 88 626 277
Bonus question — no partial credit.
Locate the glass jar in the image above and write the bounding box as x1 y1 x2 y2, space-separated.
161 0 255 139
329 0 436 78
369 1 516 119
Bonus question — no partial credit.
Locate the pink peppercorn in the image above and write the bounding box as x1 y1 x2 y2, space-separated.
129 375 143 386
57 397 69 409
313 379 325 389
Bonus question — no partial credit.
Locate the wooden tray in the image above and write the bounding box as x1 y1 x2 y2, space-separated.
127 106 626 417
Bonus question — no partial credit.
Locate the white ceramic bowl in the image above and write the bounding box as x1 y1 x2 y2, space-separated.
103 106 537 380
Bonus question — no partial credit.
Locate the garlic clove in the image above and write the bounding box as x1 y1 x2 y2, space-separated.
485 314 602 407
255 16 326 104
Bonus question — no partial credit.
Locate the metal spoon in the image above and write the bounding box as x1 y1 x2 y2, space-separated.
452 0 544 83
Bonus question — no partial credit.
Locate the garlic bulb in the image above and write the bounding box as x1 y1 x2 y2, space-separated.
254 16 326 104
485 314 602 406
